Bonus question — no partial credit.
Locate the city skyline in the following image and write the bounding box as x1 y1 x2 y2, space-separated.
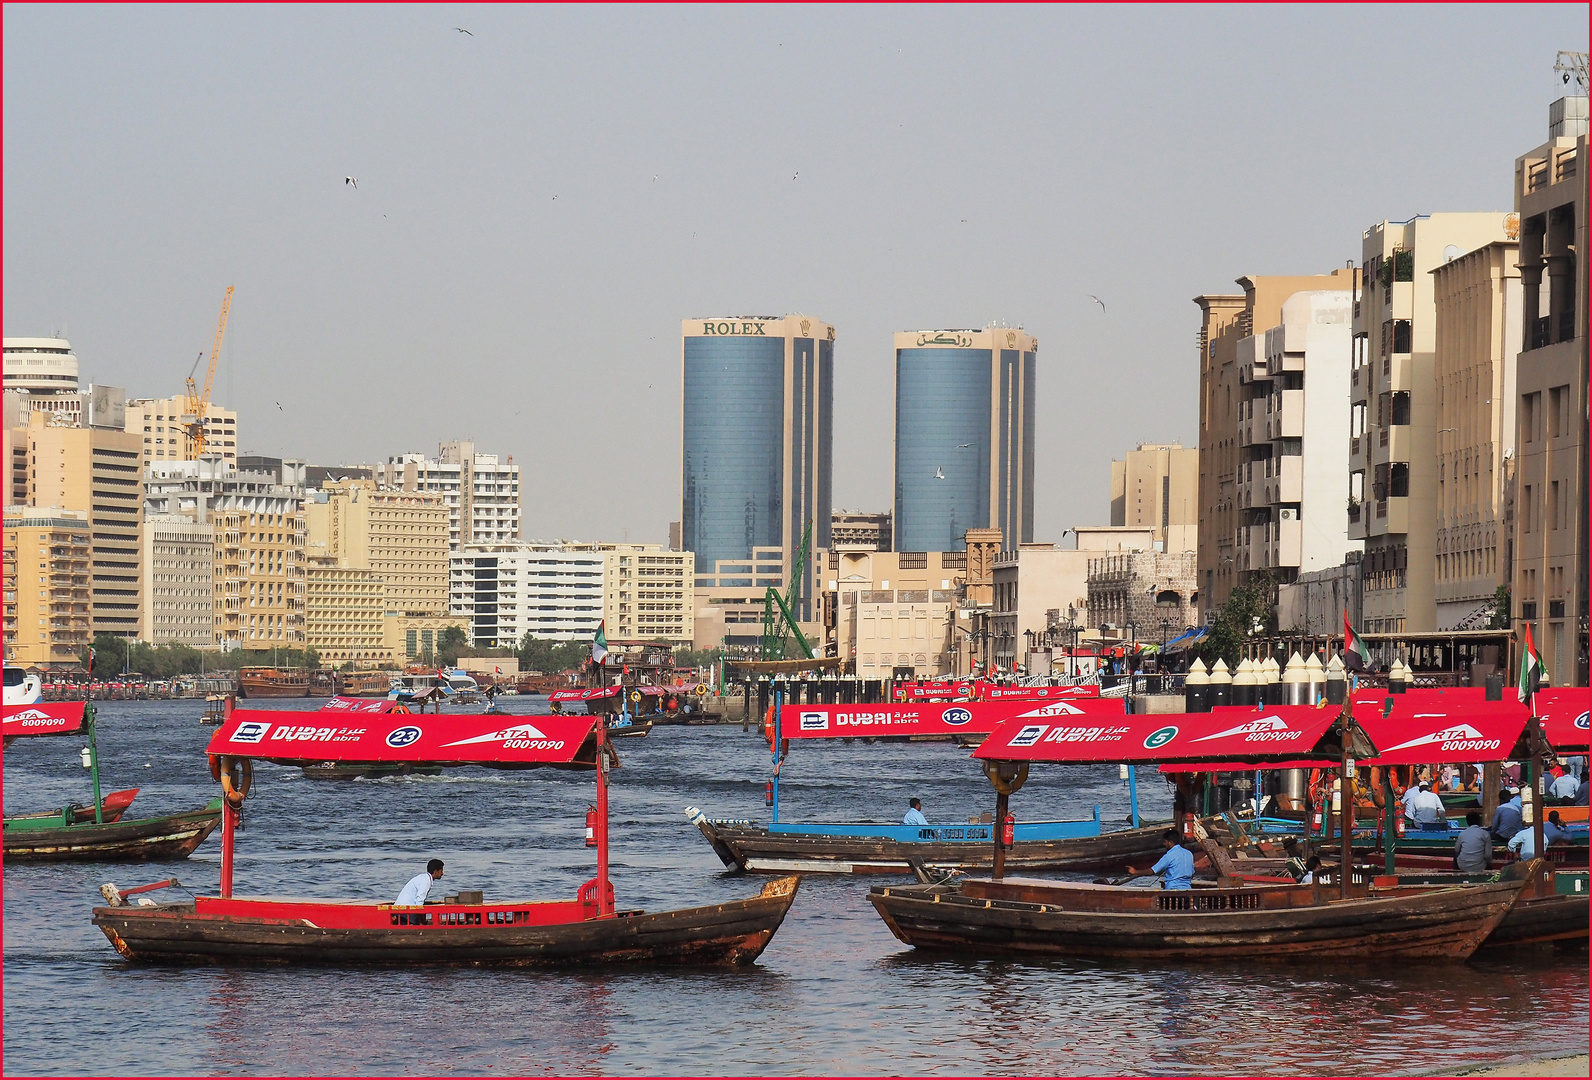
3 6 1582 545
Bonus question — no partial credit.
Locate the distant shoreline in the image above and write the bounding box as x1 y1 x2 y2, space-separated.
1457 1051 1589 1077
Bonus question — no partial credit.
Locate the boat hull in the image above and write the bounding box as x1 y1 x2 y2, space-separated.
695 817 1168 875
867 876 1525 962
94 877 800 967
1483 892 1589 948
4 805 222 863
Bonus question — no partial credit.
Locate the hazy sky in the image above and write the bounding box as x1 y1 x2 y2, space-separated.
5 5 1585 545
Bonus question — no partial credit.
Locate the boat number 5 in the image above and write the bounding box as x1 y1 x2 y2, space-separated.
1143 725 1178 749
386 725 423 748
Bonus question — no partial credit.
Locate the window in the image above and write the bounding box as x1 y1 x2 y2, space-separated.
1350 403 1366 438
1390 392 1411 426
1522 392 1540 443
1549 385 1569 438
1522 485 1533 532
1392 320 1411 353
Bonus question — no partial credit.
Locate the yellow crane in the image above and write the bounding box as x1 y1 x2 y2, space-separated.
183 286 234 456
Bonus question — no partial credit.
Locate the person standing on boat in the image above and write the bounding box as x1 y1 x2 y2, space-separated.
1452 811 1493 873
1127 830 1194 891
396 859 444 907
902 799 928 827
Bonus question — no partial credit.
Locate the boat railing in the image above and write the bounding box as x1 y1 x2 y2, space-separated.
766 809 1102 843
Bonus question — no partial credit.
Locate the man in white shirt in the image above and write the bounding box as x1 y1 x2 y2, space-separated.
1409 781 1448 831
1551 770 1581 800
902 798 929 827
395 859 445 914
1401 780 1424 823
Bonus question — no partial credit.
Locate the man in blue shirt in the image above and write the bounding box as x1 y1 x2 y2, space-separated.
1128 829 1195 890
902 798 928 827
1489 788 1523 842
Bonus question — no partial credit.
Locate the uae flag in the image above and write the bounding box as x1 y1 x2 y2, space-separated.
1517 621 1547 703
591 621 610 666
1342 611 1371 672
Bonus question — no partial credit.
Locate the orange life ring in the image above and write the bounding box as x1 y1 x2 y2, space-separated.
391 704 410 715
208 753 222 782
764 706 776 749
219 756 252 808
1368 766 1387 808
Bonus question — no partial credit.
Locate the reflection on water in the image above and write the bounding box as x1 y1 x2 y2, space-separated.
4 700 1587 1076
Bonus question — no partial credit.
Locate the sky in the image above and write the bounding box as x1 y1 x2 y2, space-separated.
4 4 1585 546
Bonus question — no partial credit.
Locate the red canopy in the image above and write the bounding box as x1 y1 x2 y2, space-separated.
976 682 1100 701
1536 687 1590 751
780 698 1128 741
975 703 1344 766
207 709 600 768
548 686 665 702
2 701 88 739
317 696 406 714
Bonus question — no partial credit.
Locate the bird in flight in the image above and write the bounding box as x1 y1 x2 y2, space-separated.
652 174 658 182
274 401 283 411
792 171 799 180
957 443 971 448
1089 295 1106 312
934 466 945 480
454 27 472 35
345 177 357 189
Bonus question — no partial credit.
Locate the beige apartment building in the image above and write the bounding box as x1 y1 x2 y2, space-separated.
602 545 693 645
305 480 450 616
1349 213 1513 636
305 560 389 666
140 514 216 646
831 549 962 678
1512 99 1587 686
22 411 144 639
1430 242 1520 630
369 442 522 551
1194 269 1355 621
124 395 238 468
1110 444 1197 553
3 507 91 668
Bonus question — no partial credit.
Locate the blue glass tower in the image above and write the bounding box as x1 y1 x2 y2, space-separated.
893 328 1036 552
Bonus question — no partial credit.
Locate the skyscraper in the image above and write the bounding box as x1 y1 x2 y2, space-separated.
681 315 832 619
893 327 1036 553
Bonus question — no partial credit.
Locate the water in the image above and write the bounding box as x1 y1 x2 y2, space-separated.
4 699 1587 1076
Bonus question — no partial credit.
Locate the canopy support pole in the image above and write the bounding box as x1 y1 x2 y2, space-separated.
219 800 238 898
1382 769 1396 877
770 687 782 825
595 720 613 916
1528 693 1545 898
1339 711 1355 902
993 789 1009 881
86 702 104 824
1127 765 1140 829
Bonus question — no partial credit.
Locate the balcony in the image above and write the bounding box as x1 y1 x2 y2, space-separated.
1276 389 1304 438
1275 455 1304 503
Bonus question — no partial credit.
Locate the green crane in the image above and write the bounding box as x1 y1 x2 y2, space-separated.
761 518 814 661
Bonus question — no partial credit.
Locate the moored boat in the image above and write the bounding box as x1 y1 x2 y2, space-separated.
238 668 310 698
93 706 799 967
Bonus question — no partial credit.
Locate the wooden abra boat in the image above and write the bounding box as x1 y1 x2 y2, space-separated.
868 871 1530 962
93 707 798 967
238 668 310 698
3 702 223 863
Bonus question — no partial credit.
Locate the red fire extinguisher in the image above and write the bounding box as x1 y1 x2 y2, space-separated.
1395 814 1406 838
1001 813 1015 847
765 781 774 807
585 805 598 848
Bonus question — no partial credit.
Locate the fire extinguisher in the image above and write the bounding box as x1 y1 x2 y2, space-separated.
585 805 598 848
1001 813 1015 847
1395 814 1406 838
765 781 774 807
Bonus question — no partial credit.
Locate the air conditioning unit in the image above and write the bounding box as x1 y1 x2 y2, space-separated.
1278 508 1298 521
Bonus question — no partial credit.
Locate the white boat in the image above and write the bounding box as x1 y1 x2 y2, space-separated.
4 667 43 707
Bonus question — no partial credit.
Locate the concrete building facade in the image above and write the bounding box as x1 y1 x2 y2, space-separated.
1109 443 1197 554
602 545 693 645
305 561 389 666
140 514 216 646
682 315 833 620
893 327 1036 553
1430 241 1520 630
450 542 606 647
1511 100 1588 685
1085 550 1198 644
1195 269 1355 622
22 411 144 639
1278 557 1363 636
2 507 92 668
1237 290 1358 587
1349 213 1514 635
831 510 892 552
831 549 962 677
125 395 238 468
369 442 521 551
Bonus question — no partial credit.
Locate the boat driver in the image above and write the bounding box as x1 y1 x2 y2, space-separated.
1127 829 1194 891
395 859 445 921
902 798 929 827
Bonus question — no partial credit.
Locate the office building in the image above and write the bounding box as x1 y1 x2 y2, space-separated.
1109 443 1197 553
305 561 389 667
22 411 144 639
893 326 1035 553
145 458 306 648
1511 96 1587 685
1349 213 1514 635
831 510 892 552
450 542 607 647
369 442 521 551
4 338 80 425
1431 241 1520 630
682 315 833 617
830 549 962 678
601 545 693 644
125 395 238 468
2 507 91 668
140 514 216 646
1194 269 1355 621
1236 290 1358 586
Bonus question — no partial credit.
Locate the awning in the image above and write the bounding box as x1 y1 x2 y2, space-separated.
2 701 88 739
1161 627 1207 651
1537 687 1590 751
779 697 1130 741
548 686 637 702
975 703 1347 766
317 696 406 714
975 682 1099 701
207 709 601 769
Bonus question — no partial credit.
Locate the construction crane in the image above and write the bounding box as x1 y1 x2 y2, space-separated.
760 518 815 661
1555 51 1588 96
182 286 234 457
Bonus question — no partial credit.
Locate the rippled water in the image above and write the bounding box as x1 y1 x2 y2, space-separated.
4 699 1587 1076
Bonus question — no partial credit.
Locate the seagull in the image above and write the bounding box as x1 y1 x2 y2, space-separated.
454 26 472 35
957 443 971 448
792 171 799 180
345 177 357 189
275 401 283 411
934 466 945 479
1089 295 1106 312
